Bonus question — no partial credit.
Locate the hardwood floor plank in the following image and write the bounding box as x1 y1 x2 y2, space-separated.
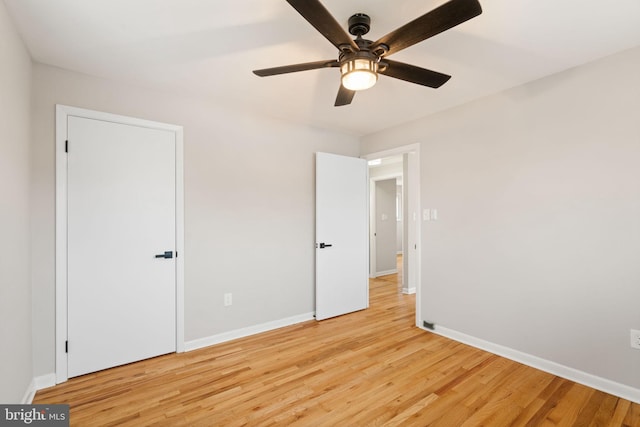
460 365 550 426
383 393 440 427
524 379 575 426
605 399 630 427
624 401 640 426
34 259 640 426
546 384 596 427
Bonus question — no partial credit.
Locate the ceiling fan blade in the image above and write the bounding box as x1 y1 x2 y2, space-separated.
380 60 451 88
286 0 359 52
371 0 482 57
335 85 356 106
253 60 339 77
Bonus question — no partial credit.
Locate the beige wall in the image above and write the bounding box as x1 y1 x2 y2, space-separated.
31 64 360 376
0 0 33 402
361 46 640 390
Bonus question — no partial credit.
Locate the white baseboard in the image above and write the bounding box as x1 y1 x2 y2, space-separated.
375 269 398 277
424 324 640 404
21 379 36 404
402 287 416 295
21 374 56 404
185 312 315 352
35 374 56 391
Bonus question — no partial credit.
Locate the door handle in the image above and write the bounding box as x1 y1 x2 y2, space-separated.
319 243 333 249
155 251 173 259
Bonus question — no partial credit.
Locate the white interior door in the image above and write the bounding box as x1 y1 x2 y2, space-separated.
315 152 368 320
67 116 177 377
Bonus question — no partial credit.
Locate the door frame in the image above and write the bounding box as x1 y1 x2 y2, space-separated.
55 105 185 383
362 143 421 327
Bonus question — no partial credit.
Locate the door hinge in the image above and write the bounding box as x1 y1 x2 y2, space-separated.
65 140 68 153
65 341 68 353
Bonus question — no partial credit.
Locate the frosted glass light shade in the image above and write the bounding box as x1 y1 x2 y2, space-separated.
340 58 378 91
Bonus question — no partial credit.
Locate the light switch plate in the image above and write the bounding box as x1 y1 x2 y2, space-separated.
631 329 640 349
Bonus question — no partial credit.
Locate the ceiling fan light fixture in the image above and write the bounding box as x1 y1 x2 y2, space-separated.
253 0 483 106
340 58 378 91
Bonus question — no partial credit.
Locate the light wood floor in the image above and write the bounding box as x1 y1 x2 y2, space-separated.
36 265 640 426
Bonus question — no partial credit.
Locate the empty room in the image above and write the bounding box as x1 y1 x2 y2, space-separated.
1 0 639 425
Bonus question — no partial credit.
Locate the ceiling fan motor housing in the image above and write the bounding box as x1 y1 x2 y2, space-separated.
348 13 371 36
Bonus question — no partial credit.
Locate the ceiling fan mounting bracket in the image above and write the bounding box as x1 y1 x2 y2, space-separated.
348 13 371 37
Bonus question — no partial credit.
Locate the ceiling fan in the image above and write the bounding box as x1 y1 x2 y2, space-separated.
253 0 482 106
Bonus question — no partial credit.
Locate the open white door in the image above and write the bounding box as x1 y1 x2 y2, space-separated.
66 116 177 377
315 152 368 320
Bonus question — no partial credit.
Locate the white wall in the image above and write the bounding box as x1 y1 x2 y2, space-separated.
361 46 640 391
0 0 33 402
31 64 360 376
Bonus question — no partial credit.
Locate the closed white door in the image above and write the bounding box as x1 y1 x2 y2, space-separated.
67 116 177 377
315 152 369 320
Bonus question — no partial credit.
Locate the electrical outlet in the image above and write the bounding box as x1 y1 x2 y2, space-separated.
631 329 640 350
224 293 232 307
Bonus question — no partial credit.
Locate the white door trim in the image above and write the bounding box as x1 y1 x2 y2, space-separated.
55 104 185 383
362 144 421 327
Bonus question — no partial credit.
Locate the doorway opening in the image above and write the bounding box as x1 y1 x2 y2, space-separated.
364 144 421 327
368 156 404 280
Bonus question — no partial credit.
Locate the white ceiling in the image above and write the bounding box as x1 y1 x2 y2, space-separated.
5 0 640 136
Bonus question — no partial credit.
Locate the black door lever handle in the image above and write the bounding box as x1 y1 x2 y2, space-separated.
155 251 173 259
319 243 333 249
